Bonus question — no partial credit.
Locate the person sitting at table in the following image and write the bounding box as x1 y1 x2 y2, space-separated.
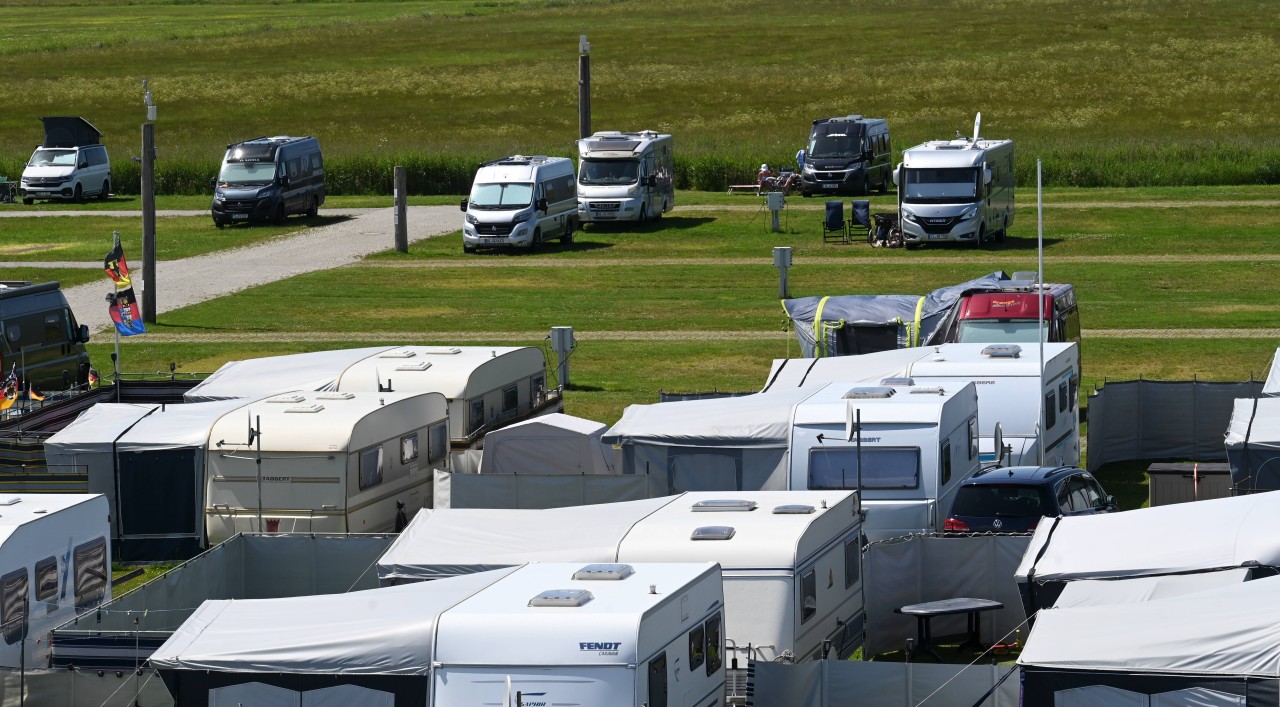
758 163 775 190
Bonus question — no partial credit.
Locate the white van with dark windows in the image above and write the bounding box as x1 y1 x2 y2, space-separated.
211 136 325 227
460 155 577 253
19 117 111 204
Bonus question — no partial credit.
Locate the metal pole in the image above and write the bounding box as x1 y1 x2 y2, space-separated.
578 35 591 139
255 415 263 533
141 122 157 324
394 166 408 252
1037 159 1045 467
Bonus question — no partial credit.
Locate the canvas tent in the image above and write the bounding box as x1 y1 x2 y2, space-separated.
477 412 615 475
1226 397 1280 491
1020 574 1280 705
1015 492 1280 616
782 271 1012 357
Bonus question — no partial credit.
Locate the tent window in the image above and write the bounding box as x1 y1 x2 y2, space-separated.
74 537 107 609
468 398 484 434
427 422 448 466
844 538 860 589
1 569 28 645
502 385 518 414
647 652 668 707
400 433 418 465
359 446 384 490
705 613 722 675
809 447 920 490
35 557 58 602
688 622 705 670
801 570 817 624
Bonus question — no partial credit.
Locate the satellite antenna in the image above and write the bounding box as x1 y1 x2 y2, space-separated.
972 112 982 143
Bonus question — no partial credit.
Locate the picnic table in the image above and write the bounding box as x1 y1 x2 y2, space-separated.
895 597 1004 662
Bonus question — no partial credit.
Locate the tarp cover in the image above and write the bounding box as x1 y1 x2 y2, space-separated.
1051 568 1249 609
1015 492 1280 585
377 498 672 581
782 271 1013 357
602 386 816 447
184 347 392 402
478 413 615 475
1264 348 1280 397
1225 397 1280 490
1020 574 1280 677
150 567 517 676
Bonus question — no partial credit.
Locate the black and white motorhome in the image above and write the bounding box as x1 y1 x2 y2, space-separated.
211 135 325 227
800 115 892 196
0 280 92 392
894 114 1014 248
576 130 675 224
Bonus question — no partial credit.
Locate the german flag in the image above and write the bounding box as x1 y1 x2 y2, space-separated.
27 384 44 402
104 242 132 289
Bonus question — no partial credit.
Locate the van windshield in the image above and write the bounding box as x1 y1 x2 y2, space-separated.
470 182 533 209
579 159 638 186
218 162 277 187
807 135 863 159
903 167 980 203
955 320 1049 343
29 149 77 167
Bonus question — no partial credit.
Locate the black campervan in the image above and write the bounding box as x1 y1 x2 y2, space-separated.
211 136 325 227
800 115 892 197
0 281 91 392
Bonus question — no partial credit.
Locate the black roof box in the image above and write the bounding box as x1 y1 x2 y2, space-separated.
41 116 102 148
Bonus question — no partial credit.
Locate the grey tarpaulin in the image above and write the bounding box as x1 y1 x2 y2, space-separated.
1085 379 1262 473
1264 347 1280 396
782 271 1013 358
431 468 651 509
478 413 616 475
750 660 1020 707
1226 397 1280 491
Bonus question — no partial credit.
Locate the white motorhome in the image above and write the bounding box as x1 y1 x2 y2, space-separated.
577 130 675 223
151 562 726 707
764 342 1082 467
602 382 980 542
0 493 110 669
205 390 450 546
460 155 577 252
894 114 1014 248
377 491 865 665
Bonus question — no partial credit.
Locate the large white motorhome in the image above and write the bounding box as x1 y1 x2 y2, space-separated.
577 130 675 224
152 562 726 707
205 390 450 545
894 114 1014 248
377 490 865 665
460 155 577 252
602 381 981 542
0 493 110 669
764 342 1082 467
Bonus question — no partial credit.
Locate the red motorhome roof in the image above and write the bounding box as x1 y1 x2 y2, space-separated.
958 291 1054 320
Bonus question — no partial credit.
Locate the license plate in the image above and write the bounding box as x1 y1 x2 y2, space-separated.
232 214 248 220
483 237 504 245
822 183 838 189
929 233 948 240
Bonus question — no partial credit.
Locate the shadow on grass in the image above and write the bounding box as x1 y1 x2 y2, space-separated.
564 383 606 392
216 214 353 230
902 236 1064 252
467 240 613 256
581 216 714 234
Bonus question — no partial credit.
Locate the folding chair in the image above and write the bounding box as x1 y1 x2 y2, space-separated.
822 200 849 243
850 200 871 243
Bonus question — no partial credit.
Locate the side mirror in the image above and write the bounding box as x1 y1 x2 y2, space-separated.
458 198 468 212
892 165 901 186
279 176 290 188
78 324 90 344
209 177 217 189
863 150 874 161
983 167 993 185
536 198 548 212
1105 495 1118 510
79 161 89 169
642 175 657 188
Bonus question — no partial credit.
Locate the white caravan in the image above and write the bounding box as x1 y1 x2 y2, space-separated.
0 493 110 669
377 490 865 664
577 130 675 223
764 342 1082 467
460 155 577 252
205 390 450 545
894 114 1015 247
332 346 561 450
151 562 726 707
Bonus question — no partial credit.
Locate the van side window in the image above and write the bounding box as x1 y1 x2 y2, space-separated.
44 310 66 341
688 622 705 670
74 537 107 609
1 569 28 645
1045 391 1057 430
35 557 58 602
647 653 668 707
427 422 448 466
359 446 384 490
844 538 860 589
704 613 722 675
800 570 817 624
940 441 952 486
311 154 321 171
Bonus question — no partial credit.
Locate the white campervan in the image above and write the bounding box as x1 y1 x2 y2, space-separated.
460 155 577 252
894 114 1014 248
577 130 675 224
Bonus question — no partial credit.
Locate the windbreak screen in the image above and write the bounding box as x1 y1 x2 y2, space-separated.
118 449 199 536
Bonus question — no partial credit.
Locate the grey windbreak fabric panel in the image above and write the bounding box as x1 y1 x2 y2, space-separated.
750 660 1021 707
431 469 652 509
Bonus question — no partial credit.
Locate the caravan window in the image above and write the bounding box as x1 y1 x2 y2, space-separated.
844 539 861 589
1044 391 1057 430
704 613 723 675
531 374 545 402
1 569 27 645
502 385 518 414
647 652 668 707
968 418 979 460
940 441 953 486
688 622 706 670
1058 382 1069 413
468 399 484 434
74 537 107 609
427 422 448 466
35 557 58 602
809 447 920 490
359 446 384 490
800 570 817 624
400 433 419 465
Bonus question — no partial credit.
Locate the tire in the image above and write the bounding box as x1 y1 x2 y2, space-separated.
860 174 869 195
562 218 575 244
637 203 648 226
974 225 986 248
22 198 33 206
655 198 666 221
98 180 110 200
214 220 225 229
531 228 543 250
273 203 286 225
998 215 1009 242
306 196 318 218
73 183 83 202
463 243 477 254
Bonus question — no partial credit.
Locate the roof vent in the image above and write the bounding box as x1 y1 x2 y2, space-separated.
315 392 355 400
396 361 432 372
266 394 306 404
691 526 736 541
910 386 946 395
422 347 462 355
692 499 757 512
880 377 915 387
572 564 635 581
378 349 417 359
285 404 325 414
773 504 816 515
529 589 593 608
981 344 1023 359
843 386 896 400
0 497 20 506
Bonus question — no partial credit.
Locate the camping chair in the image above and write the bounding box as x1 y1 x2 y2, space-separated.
850 200 871 241
822 201 849 243
0 177 14 204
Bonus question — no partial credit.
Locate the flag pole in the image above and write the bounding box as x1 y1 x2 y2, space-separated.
113 231 122 403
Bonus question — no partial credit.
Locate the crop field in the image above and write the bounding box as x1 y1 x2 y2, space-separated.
2 0 1279 191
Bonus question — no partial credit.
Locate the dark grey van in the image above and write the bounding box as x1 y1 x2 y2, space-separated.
0 281 92 392
800 115 892 196
211 136 325 227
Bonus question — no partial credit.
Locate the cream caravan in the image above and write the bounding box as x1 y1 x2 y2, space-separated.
205 390 449 546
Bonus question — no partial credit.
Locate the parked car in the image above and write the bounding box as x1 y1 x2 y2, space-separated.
943 465 1116 533
19 117 111 204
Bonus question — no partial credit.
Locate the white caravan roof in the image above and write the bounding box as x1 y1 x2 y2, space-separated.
1015 491 1280 584
209 390 447 452
183 347 392 402
791 381 971 427
764 343 1077 390
333 346 544 399
601 386 818 448
0 493 104 545
900 139 1013 169
377 491 857 582
1020 573 1280 677
150 567 518 676
478 412 615 474
578 130 671 159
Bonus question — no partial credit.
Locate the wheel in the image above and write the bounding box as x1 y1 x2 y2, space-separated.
562 218 575 244
273 203 286 225
463 242 477 254
998 215 1009 242
306 196 318 218
655 198 666 221
22 198 33 205
637 203 648 226
860 174 870 195
974 225 986 248
214 220 225 229
98 180 110 200
531 228 543 250
869 230 881 247
73 183 83 202
878 172 891 194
